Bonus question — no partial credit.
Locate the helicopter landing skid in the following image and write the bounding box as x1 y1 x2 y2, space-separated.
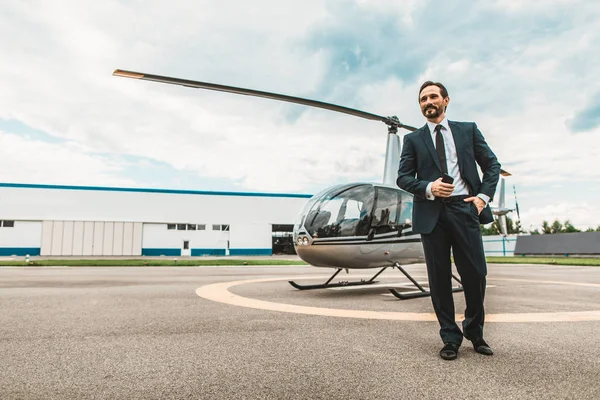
389 262 464 300
288 267 388 290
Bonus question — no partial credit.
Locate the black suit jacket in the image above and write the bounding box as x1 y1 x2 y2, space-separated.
396 121 501 234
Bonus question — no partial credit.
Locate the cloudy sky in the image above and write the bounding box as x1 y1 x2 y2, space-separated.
1 0 599 231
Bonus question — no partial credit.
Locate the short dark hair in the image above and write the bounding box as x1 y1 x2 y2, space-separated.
418 81 449 100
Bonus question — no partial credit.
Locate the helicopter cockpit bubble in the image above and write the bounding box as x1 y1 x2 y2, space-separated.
300 184 375 239
294 183 414 243
292 184 342 235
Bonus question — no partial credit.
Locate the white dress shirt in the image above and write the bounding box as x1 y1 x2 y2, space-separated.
425 118 490 205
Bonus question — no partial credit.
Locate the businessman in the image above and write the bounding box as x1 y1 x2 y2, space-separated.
397 81 501 361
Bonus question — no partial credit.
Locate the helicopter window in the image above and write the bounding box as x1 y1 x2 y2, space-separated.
303 185 374 238
339 199 361 219
372 188 402 235
399 198 413 228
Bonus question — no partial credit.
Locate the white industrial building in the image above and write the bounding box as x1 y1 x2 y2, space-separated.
0 182 518 258
0 183 311 257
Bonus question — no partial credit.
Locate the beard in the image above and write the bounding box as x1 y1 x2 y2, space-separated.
422 105 441 118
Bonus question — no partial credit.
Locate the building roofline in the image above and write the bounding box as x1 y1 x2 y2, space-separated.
0 182 314 199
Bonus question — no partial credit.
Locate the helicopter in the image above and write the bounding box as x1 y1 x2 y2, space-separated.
112 69 512 300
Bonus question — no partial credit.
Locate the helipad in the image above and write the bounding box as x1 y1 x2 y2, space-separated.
196 274 600 322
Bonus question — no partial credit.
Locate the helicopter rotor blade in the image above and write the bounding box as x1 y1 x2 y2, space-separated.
113 69 417 132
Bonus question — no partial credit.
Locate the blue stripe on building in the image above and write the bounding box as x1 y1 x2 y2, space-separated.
191 249 226 256
0 182 313 199
229 249 272 256
0 247 41 256
142 248 181 256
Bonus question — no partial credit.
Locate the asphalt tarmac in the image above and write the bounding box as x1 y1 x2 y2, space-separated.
1 263 599 399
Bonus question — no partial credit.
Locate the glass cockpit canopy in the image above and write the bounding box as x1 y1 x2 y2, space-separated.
295 183 413 239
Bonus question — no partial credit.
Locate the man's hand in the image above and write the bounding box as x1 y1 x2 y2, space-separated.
431 178 455 198
464 196 485 214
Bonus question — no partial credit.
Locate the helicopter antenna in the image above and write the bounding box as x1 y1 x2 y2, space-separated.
513 184 521 220
113 69 417 132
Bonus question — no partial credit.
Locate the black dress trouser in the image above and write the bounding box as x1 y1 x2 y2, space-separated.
420 199 487 345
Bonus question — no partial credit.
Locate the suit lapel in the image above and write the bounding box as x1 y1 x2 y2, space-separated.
419 124 442 172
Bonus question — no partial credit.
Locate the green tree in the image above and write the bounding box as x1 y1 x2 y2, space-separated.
550 220 563 234
562 220 580 233
538 219 582 234
480 216 523 235
480 222 498 236
514 219 525 234
542 220 552 234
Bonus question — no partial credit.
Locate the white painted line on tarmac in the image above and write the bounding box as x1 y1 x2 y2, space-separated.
195 276 600 323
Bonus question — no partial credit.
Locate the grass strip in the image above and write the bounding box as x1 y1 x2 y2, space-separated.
0 257 599 267
485 257 600 266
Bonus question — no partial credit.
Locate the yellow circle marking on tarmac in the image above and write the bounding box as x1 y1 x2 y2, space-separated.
195 276 600 323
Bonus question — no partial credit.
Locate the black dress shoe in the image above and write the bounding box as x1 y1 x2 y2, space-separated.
471 338 494 356
440 343 459 360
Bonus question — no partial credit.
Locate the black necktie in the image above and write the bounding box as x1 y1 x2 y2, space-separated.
434 124 448 175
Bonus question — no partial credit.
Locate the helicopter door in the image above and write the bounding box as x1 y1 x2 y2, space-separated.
370 187 404 236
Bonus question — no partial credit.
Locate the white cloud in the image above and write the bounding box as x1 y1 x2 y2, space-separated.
484 0 585 13
352 0 423 26
0 131 134 187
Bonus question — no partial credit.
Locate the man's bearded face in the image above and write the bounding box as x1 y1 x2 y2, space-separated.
419 85 448 120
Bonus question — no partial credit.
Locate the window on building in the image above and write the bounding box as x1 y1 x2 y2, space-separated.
168 223 209 231
221 225 230 231
212 224 221 231
2 221 15 228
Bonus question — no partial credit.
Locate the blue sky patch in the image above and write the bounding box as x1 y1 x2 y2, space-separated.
569 93 600 133
0 118 64 144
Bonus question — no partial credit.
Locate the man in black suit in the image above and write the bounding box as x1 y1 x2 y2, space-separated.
397 81 501 360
